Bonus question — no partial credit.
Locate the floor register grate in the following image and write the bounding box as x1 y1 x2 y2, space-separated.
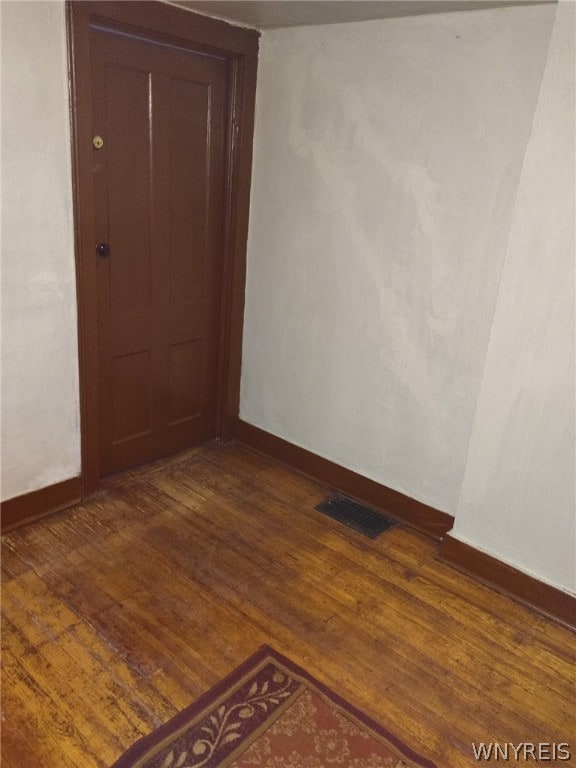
315 495 397 539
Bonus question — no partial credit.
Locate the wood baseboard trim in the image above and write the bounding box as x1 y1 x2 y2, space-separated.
1 477 82 533
439 535 576 631
234 420 454 540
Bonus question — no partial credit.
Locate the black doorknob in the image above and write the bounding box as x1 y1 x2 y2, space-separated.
96 242 111 257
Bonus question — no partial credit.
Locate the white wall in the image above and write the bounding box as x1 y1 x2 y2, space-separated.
242 5 555 512
241 3 575 592
1 1 81 501
453 2 576 593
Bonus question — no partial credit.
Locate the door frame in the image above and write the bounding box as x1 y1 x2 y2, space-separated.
67 1 259 495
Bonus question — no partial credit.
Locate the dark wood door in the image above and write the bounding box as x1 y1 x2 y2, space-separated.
90 27 227 476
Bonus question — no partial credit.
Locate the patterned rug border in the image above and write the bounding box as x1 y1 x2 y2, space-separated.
110 645 437 768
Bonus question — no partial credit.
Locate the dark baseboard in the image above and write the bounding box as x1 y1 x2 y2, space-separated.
439 535 576 632
234 419 454 540
1 477 82 533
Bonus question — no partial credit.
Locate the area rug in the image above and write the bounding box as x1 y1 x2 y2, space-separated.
111 645 437 768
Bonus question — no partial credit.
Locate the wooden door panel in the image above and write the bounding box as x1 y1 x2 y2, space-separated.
168 78 210 305
104 64 153 313
167 340 203 425
91 26 227 476
111 351 152 443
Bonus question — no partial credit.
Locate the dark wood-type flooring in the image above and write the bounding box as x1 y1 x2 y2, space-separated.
2 442 575 767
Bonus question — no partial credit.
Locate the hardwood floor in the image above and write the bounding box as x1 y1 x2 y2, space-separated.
2 442 575 767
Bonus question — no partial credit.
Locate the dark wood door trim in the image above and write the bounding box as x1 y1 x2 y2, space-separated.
67 1 259 495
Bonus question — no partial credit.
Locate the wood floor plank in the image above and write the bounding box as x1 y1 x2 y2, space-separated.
1 647 104 768
146 471 575 704
2 442 575 768
141 495 569 740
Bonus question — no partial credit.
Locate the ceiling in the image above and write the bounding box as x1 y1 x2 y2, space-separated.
170 0 555 30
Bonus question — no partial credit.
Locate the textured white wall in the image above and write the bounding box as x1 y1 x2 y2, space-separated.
241 5 556 514
1 1 81 501
453 3 576 593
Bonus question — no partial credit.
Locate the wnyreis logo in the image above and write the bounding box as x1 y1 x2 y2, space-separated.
472 743 571 761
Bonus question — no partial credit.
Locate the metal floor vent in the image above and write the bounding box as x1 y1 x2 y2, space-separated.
315 495 397 539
